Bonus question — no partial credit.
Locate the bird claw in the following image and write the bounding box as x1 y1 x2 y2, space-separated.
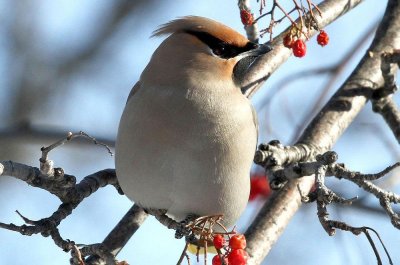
175 226 191 239
175 214 199 239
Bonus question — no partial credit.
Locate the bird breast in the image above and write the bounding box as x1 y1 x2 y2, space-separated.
115 83 257 227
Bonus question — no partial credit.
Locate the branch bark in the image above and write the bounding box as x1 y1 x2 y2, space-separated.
241 0 364 97
245 0 400 263
85 204 148 265
372 50 400 143
3 0 400 264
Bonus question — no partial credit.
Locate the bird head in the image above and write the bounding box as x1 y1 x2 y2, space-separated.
140 16 271 94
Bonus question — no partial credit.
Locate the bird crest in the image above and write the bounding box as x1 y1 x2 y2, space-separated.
152 16 249 48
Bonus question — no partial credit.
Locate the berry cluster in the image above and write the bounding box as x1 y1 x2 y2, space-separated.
212 233 248 265
283 29 330 58
239 0 323 41
249 174 270 201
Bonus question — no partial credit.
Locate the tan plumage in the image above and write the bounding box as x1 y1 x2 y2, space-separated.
115 16 270 228
152 16 249 47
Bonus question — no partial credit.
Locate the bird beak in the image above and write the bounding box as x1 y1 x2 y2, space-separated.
233 43 272 94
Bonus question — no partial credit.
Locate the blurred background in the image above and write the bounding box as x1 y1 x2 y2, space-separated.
0 0 399 264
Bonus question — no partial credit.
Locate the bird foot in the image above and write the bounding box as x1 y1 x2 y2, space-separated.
179 214 227 247
175 214 199 239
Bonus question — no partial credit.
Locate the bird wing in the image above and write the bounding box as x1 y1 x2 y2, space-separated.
127 81 142 104
250 103 259 150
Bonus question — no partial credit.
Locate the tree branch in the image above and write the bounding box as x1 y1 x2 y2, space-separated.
0 132 124 263
245 0 400 264
241 0 365 98
3 0 399 263
371 50 400 143
85 205 148 265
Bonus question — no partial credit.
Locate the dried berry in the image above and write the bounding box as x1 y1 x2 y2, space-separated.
283 34 294 49
292 39 306 57
227 249 248 265
229 234 247 250
240 9 254 26
249 175 270 201
213 234 226 249
212 255 229 265
317 30 329 46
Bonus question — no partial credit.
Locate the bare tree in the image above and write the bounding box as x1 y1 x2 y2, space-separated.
0 0 399 264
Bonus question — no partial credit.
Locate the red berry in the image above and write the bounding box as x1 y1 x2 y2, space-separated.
229 234 246 249
213 234 226 249
227 249 248 265
292 39 306 57
249 175 271 201
317 30 329 46
283 34 294 49
212 255 229 265
240 9 254 26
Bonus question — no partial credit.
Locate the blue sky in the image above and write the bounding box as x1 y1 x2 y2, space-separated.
0 0 399 264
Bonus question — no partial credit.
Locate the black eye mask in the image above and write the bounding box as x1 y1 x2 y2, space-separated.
186 30 258 59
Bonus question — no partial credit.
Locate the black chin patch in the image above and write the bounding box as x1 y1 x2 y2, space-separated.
233 55 258 84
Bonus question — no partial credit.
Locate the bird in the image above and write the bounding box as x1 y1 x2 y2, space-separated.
115 16 271 230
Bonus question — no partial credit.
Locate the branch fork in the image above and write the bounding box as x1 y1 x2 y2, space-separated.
0 132 122 264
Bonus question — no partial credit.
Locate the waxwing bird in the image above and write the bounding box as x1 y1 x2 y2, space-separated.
115 16 271 229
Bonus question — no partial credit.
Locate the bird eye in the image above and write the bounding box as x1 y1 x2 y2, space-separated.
185 30 241 59
212 45 225 56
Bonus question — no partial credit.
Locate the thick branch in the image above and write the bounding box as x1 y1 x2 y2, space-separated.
241 0 364 98
85 204 148 265
372 50 400 143
373 97 400 143
245 0 400 264
299 0 400 153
